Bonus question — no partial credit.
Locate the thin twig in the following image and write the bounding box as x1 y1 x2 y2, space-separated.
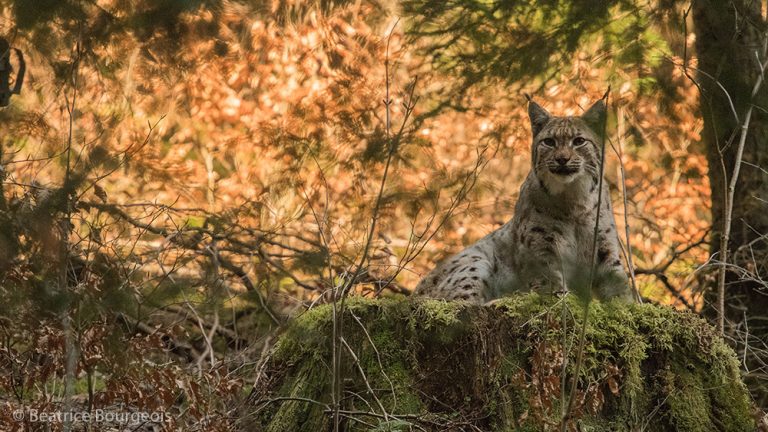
340 337 391 422
333 19 408 431
610 106 640 302
562 89 610 430
61 33 83 432
716 38 768 335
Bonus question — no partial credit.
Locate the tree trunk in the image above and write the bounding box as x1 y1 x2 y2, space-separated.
693 0 768 403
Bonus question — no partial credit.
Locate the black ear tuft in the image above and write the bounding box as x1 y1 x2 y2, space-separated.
528 100 551 137
581 99 607 131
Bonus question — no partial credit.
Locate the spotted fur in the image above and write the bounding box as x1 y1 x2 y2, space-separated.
414 98 635 303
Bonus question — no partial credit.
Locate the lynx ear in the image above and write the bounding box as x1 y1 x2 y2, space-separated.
527 99 551 137
581 99 607 131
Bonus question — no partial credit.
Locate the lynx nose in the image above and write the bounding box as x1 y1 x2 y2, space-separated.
555 155 570 165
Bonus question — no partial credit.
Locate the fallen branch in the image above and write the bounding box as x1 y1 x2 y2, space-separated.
86 201 282 325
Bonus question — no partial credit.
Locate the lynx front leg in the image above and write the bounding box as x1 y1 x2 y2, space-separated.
526 261 567 296
516 226 567 295
593 228 633 302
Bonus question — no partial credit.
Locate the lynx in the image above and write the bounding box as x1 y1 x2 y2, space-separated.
414 97 635 303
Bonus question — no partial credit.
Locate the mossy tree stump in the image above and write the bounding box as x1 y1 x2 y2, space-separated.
248 294 754 431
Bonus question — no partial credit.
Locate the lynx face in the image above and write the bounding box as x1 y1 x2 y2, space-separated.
528 100 606 190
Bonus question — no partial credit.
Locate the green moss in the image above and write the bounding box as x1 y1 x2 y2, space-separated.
265 361 329 432
250 294 755 431
271 300 337 362
662 364 711 431
411 299 463 329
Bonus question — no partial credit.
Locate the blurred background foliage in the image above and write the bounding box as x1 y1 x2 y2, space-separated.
0 0 763 429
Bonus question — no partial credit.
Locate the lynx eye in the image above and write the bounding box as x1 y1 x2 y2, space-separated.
539 138 556 147
572 137 587 147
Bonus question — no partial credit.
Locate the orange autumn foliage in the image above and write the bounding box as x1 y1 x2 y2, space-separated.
3 1 709 311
